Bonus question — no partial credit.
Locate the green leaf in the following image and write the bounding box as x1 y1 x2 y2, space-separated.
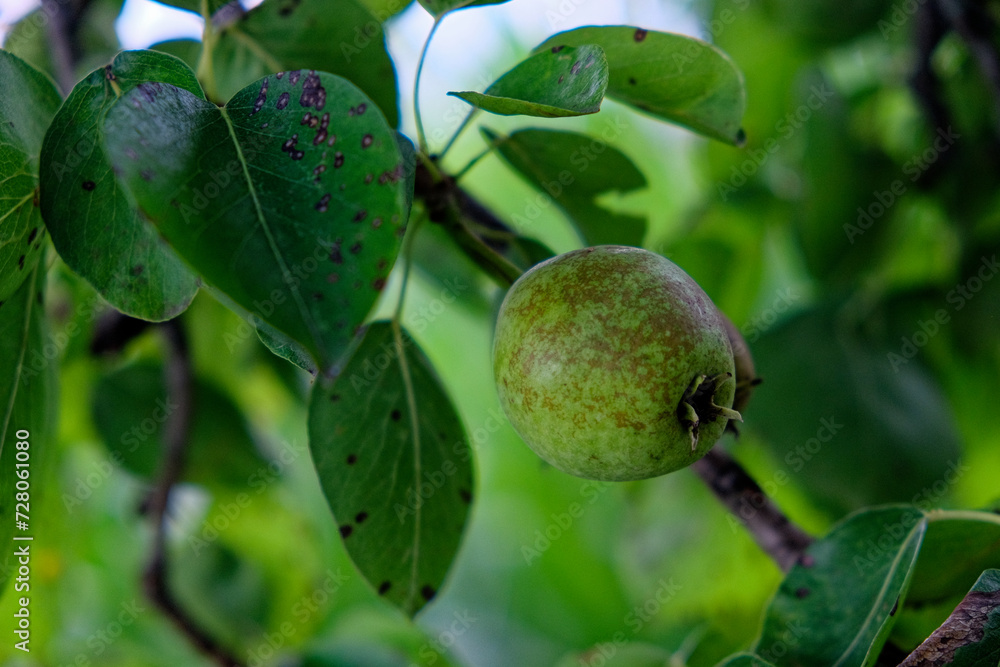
91 361 267 491
907 510 1000 605
0 51 61 302
754 506 927 667
449 45 608 118
555 643 675 667
0 264 56 595
716 654 778 667
102 70 409 374
39 50 201 322
308 321 474 616
535 26 746 145
418 0 510 19
485 127 647 246
208 0 400 126
899 569 1000 666
749 305 963 516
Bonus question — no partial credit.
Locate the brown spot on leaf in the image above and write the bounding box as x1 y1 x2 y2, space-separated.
373 277 386 291
327 272 340 283
350 242 362 254
795 587 810 599
372 217 383 229
551 45 565 53
355 511 368 523
315 193 331 212
361 134 373 149
339 525 353 538
390 409 401 421
140 169 154 181
353 209 367 223
356 103 367 115
459 488 472 503
420 585 436 601
378 581 391 595
334 152 345 168
330 242 343 264
346 453 357 464
82 180 96 191
289 70 301 85
250 77 269 116
329 394 340 402
300 71 326 110
571 61 582 75
18 255 25 270
634 28 648 41
629 77 637 85
131 265 144 276
276 92 290 110
27 228 38 243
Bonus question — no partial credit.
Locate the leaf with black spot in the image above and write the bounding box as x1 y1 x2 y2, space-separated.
102 69 409 374
535 26 746 145
39 50 201 321
449 44 608 118
0 52 60 302
308 321 474 616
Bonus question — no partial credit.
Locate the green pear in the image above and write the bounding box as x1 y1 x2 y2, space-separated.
493 245 740 481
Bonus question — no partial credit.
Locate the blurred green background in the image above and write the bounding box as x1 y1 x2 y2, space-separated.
2 0 999 665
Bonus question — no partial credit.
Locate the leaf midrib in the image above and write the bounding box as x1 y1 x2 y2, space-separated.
393 321 422 612
218 105 326 368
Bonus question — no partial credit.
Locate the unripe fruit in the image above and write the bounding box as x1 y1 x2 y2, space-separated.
493 245 741 481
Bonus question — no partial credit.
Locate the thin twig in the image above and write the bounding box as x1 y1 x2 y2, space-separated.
691 447 813 572
142 321 244 667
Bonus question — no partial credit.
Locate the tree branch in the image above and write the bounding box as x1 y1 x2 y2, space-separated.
142 321 245 667
691 447 814 572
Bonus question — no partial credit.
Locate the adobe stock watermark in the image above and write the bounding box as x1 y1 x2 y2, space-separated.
878 0 930 39
406 277 469 334
844 126 960 244
887 254 999 372
741 287 800 345
187 438 309 554
393 407 506 522
756 620 808 664
509 116 630 230
726 417 844 533
853 460 970 574
409 609 477 666
62 395 178 512
577 577 683 666
246 568 350 667
717 83 835 201
521 480 611 565
55 598 146 667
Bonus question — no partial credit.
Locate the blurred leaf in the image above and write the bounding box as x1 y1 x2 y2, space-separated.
256 322 320 375
207 0 400 126
762 0 892 46
3 0 124 82
0 51 61 302
535 26 746 145
749 305 963 517
0 265 54 595
308 321 473 616
555 642 675 667
755 506 926 666
170 541 272 650
417 0 510 19
102 71 408 374
485 127 647 246
717 654 777 667
899 569 1000 666
91 361 267 490
39 50 201 321
907 510 1000 605
356 0 413 20
450 44 608 118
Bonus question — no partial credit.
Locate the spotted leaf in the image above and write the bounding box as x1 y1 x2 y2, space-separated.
755 506 926 666
308 321 474 616
536 26 746 145
449 44 608 118
39 50 201 321
102 68 409 374
0 52 61 303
